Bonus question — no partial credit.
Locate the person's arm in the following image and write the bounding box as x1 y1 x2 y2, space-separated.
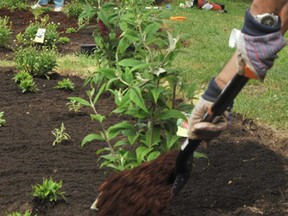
215 0 288 89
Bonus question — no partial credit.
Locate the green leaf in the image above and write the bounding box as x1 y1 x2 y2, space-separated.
136 146 152 163
194 151 209 160
68 97 90 107
96 68 116 80
81 133 104 147
93 83 106 104
158 109 186 120
144 23 160 36
118 59 143 67
90 114 106 123
151 88 164 103
129 87 147 112
147 151 161 161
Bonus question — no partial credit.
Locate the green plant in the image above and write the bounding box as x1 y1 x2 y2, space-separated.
52 123 71 146
13 71 38 93
6 210 34 216
0 111 6 126
0 16 12 48
65 0 84 18
66 100 82 113
0 0 26 10
65 27 77 33
55 78 75 90
17 15 60 48
32 177 67 203
69 0 195 171
58 36 70 44
15 46 57 78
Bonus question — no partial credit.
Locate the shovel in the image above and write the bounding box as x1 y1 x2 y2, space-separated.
172 72 250 196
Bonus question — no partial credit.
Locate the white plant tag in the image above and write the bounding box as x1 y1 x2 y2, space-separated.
34 28 46 43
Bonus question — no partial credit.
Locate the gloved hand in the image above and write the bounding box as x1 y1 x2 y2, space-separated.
187 78 231 142
229 10 286 81
187 96 230 141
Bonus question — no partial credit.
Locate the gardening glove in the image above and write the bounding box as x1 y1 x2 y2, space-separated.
187 78 231 142
229 10 286 81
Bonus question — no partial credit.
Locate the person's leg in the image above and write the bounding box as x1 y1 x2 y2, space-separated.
31 0 48 9
53 0 64 8
37 0 49 6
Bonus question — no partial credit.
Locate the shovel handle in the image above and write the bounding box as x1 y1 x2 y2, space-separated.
172 72 249 196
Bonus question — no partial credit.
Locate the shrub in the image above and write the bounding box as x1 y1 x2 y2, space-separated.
0 16 12 48
15 46 57 78
70 0 196 171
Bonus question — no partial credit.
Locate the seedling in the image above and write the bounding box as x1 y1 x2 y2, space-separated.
52 123 71 146
54 78 75 91
66 100 82 113
6 210 34 216
32 177 67 203
0 111 6 126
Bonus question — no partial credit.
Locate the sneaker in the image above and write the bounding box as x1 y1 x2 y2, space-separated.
53 7 63 12
31 3 43 9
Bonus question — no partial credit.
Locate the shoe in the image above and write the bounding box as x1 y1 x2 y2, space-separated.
53 7 63 12
31 3 43 9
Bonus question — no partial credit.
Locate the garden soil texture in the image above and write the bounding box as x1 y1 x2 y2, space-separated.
1 8 288 216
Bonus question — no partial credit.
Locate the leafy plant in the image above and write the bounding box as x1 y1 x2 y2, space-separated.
55 78 75 91
65 0 84 18
0 0 26 10
15 46 57 78
0 16 12 48
66 100 82 113
17 15 60 48
58 36 70 44
65 27 77 34
52 123 71 146
0 111 6 126
32 177 67 203
13 71 38 93
6 210 34 216
69 0 196 171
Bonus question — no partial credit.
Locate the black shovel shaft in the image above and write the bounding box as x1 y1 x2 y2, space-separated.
203 73 249 122
173 74 249 193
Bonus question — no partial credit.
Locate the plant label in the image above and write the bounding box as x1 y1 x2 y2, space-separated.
34 28 46 43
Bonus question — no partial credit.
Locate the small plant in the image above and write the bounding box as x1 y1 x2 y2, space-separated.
64 0 84 18
32 177 67 203
58 36 70 44
13 71 38 93
66 100 82 113
6 210 34 216
0 111 6 126
55 78 75 91
15 46 57 78
0 16 12 48
52 123 71 146
65 27 77 33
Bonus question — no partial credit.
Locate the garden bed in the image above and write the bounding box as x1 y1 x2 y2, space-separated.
0 8 287 216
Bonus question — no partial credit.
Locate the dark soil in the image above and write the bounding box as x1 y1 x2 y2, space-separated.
1 8 288 216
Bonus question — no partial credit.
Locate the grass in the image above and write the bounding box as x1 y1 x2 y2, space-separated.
162 0 288 131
